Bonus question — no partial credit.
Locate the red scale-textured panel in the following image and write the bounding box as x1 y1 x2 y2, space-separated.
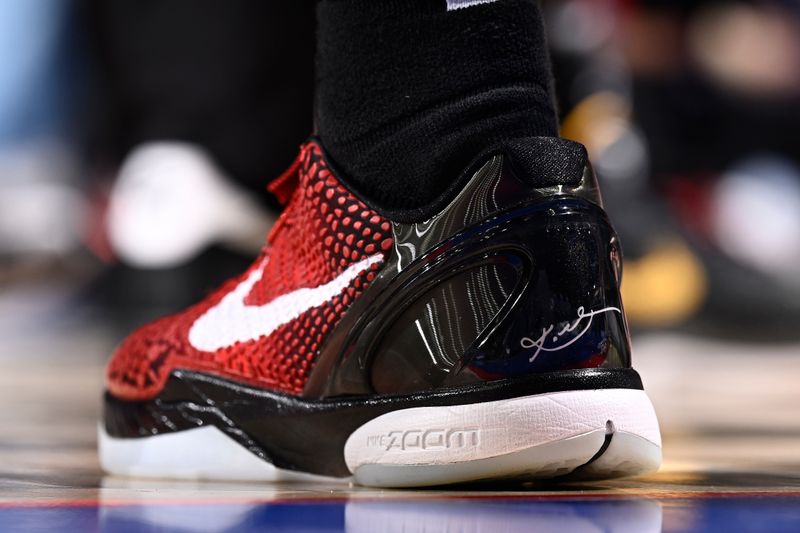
106 141 391 401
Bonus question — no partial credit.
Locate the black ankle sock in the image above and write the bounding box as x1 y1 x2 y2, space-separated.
315 0 558 210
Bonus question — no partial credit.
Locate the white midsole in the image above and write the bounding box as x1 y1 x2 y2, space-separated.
344 388 661 472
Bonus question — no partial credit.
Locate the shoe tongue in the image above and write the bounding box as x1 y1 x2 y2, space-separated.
266 147 308 245
267 152 303 205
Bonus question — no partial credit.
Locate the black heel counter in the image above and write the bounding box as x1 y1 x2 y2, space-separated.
309 147 631 397
365 199 632 393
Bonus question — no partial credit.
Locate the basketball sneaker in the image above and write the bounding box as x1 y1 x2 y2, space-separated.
100 137 661 487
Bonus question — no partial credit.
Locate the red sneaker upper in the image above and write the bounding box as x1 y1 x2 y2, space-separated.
107 141 393 401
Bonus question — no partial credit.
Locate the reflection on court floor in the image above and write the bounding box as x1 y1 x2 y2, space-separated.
3 496 800 533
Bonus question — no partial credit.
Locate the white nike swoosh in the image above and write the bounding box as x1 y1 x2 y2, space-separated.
188 254 384 352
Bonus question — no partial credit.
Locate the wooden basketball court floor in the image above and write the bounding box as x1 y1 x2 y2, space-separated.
1 308 799 532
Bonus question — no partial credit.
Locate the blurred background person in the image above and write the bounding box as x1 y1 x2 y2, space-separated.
1 0 315 331
544 0 800 338
86 0 314 270
81 1 314 324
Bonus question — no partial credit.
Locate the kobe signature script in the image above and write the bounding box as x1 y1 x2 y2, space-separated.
520 306 622 363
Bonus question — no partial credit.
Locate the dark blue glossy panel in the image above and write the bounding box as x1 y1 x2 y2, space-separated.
1 496 799 533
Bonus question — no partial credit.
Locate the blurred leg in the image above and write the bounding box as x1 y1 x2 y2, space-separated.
90 0 315 194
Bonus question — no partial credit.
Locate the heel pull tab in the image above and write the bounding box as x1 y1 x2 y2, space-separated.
499 137 603 207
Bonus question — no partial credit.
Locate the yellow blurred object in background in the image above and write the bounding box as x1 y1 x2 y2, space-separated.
560 91 630 155
622 240 708 327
